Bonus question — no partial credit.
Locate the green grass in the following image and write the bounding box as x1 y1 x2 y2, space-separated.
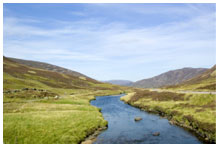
3 89 125 144
120 92 135 102
3 57 126 144
121 90 216 143
166 81 215 92
4 73 50 90
4 110 107 143
3 71 124 143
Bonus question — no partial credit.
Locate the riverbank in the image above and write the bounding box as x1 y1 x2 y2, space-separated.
81 93 127 144
3 89 124 144
120 91 216 143
81 126 108 144
89 94 201 143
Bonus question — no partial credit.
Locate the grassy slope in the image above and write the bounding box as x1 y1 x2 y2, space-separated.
3 57 129 144
165 65 216 92
122 66 216 143
121 89 216 143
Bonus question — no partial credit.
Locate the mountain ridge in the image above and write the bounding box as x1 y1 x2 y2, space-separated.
104 80 133 86
131 67 208 88
165 65 216 91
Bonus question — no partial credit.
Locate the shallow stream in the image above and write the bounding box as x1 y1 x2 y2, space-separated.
91 94 201 144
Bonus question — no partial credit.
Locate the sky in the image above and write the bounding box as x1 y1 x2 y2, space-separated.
3 3 216 81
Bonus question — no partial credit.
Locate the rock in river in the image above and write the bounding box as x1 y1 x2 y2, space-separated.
134 117 142 121
153 132 160 136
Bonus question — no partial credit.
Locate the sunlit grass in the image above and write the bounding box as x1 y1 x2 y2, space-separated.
3 89 122 144
121 91 216 142
4 110 107 144
120 92 135 101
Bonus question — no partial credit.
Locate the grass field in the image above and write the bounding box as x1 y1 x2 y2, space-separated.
3 88 126 144
121 89 216 143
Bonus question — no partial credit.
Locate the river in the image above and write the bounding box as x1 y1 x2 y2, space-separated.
90 94 201 144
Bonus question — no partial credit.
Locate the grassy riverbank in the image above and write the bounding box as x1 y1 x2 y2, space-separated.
3 57 130 144
121 90 216 143
3 88 125 144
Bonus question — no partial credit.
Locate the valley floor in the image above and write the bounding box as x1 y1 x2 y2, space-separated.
3 88 124 144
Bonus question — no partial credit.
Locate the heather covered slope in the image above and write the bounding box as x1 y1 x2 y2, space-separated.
132 68 207 88
3 56 127 144
3 56 120 90
165 65 216 91
8 57 90 79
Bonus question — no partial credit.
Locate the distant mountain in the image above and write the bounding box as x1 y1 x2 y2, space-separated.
104 80 133 86
131 67 208 88
166 65 216 91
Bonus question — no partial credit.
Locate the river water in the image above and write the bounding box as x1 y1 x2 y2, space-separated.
91 94 201 144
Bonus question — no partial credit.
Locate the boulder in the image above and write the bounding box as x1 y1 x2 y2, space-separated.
134 117 142 121
153 132 160 136
54 95 59 100
169 121 174 125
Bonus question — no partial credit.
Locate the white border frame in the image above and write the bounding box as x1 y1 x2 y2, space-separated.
0 0 218 146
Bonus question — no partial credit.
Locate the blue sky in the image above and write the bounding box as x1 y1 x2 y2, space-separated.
3 3 216 81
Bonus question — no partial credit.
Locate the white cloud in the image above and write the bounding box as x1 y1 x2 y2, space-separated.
3 4 216 80
4 12 215 61
90 3 215 17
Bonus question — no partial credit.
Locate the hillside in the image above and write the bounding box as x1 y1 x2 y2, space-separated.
104 80 133 86
131 67 208 88
3 56 128 144
3 56 120 90
166 65 216 91
8 57 92 79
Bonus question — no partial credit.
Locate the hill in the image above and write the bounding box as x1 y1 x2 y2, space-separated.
104 80 133 86
3 56 120 90
121 66 216 143
8 57 91 79
3 56 128 144
166 65 216 91
131 67 208 88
